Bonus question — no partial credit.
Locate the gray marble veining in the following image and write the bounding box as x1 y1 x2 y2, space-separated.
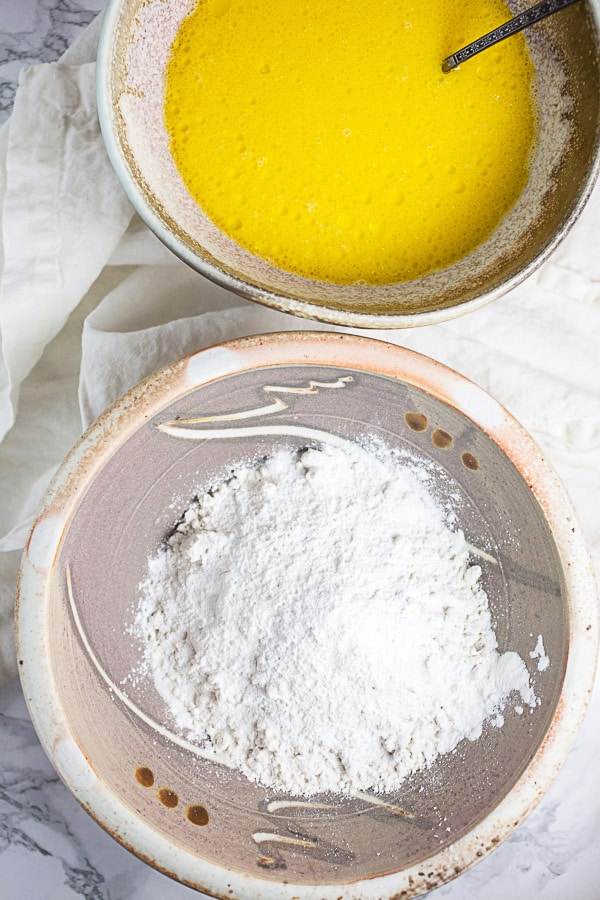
1 1 600 898
0 0 104 124
0 679 201 898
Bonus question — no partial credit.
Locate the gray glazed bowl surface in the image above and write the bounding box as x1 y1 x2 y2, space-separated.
16 333 598 898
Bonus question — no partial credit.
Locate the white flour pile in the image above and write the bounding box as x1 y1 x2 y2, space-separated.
135 443 537 795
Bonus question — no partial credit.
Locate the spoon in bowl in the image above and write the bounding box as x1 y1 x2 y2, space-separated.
442 0 582 72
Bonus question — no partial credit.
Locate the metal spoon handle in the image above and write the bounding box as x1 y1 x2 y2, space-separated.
442 0 582 72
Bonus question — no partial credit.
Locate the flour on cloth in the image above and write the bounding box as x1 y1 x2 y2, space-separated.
135 444 536 795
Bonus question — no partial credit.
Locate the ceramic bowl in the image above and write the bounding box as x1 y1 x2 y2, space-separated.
97 0 600 328
16 332 598 899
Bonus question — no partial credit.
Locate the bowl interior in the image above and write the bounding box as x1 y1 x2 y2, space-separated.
100 0 600 325
46 356 567 886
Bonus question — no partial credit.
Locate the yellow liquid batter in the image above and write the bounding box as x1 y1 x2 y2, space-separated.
165 0 536 285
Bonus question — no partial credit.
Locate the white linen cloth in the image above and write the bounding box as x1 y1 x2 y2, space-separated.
0 14 598 685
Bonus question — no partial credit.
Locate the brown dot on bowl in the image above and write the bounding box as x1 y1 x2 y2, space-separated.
186 804 210 826
158 788 178 808
134 766 154 788
462 451 480 471
404 412 428 432
432 428 453 449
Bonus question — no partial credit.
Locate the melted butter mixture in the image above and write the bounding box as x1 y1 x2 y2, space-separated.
165 0 536 285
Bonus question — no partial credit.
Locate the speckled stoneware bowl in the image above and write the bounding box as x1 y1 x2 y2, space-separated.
16 333 598 899
97 0 600 328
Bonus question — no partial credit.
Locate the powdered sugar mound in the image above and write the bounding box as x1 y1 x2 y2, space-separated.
135 443 536 795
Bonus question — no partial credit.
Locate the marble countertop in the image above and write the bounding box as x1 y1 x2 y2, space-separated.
1 2 599 899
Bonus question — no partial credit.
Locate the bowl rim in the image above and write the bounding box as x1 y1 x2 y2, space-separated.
96 0 600 329
15 332 599 899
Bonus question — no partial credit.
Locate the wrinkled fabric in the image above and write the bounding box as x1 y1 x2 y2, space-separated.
0 14 598 684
